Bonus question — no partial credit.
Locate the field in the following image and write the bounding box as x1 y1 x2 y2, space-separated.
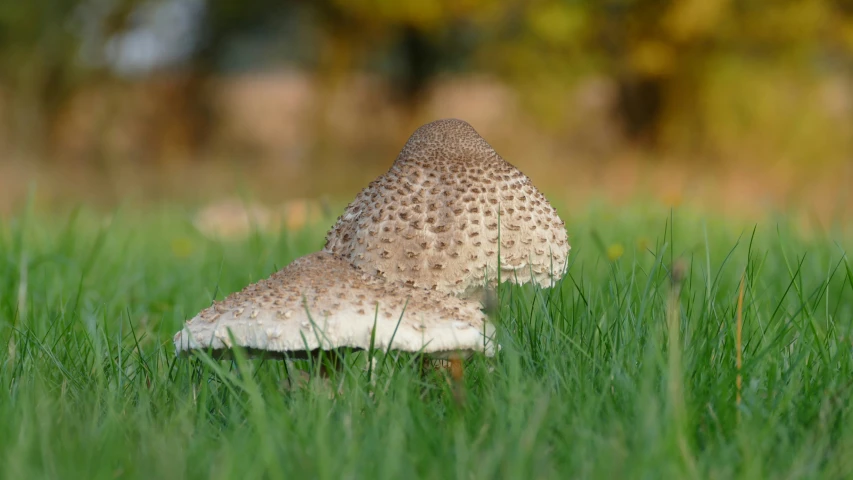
1 198 852 479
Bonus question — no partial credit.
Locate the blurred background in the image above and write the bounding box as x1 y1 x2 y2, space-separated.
1 0 852 228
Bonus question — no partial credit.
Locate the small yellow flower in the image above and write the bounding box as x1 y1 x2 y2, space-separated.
636 237 649 252
661 190 683 207
170 237 195 259
607 243 625 261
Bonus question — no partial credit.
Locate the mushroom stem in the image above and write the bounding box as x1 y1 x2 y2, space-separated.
449 356 464 381
449 354 465 405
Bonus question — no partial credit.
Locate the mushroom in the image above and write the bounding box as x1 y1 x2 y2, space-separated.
324 118 570 299
173 252 497 360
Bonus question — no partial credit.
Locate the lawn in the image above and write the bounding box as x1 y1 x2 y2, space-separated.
1 199 852 479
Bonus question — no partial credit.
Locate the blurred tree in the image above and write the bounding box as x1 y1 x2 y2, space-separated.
167 0 294 162
1 0 852 163
0 0 144 160
0 0 85 158
310 0 503 113
485 0 853 151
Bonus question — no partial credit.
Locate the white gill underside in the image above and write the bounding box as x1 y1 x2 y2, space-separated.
174 304 498 358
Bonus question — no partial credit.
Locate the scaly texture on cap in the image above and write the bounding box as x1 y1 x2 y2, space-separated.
173 252 496 358
324 118 570 298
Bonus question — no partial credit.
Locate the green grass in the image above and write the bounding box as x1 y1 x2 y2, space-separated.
1 200 852 479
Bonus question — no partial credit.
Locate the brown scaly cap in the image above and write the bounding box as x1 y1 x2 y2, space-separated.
174 252 496 358
324 118 570 298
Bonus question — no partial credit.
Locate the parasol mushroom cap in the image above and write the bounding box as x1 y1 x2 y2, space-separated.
324 118 570 298
173 252 496 359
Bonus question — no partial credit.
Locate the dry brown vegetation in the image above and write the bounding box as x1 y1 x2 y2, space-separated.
2 70 851 230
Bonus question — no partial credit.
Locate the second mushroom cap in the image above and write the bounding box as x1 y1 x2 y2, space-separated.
174 252 496 359
324 118 570 298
